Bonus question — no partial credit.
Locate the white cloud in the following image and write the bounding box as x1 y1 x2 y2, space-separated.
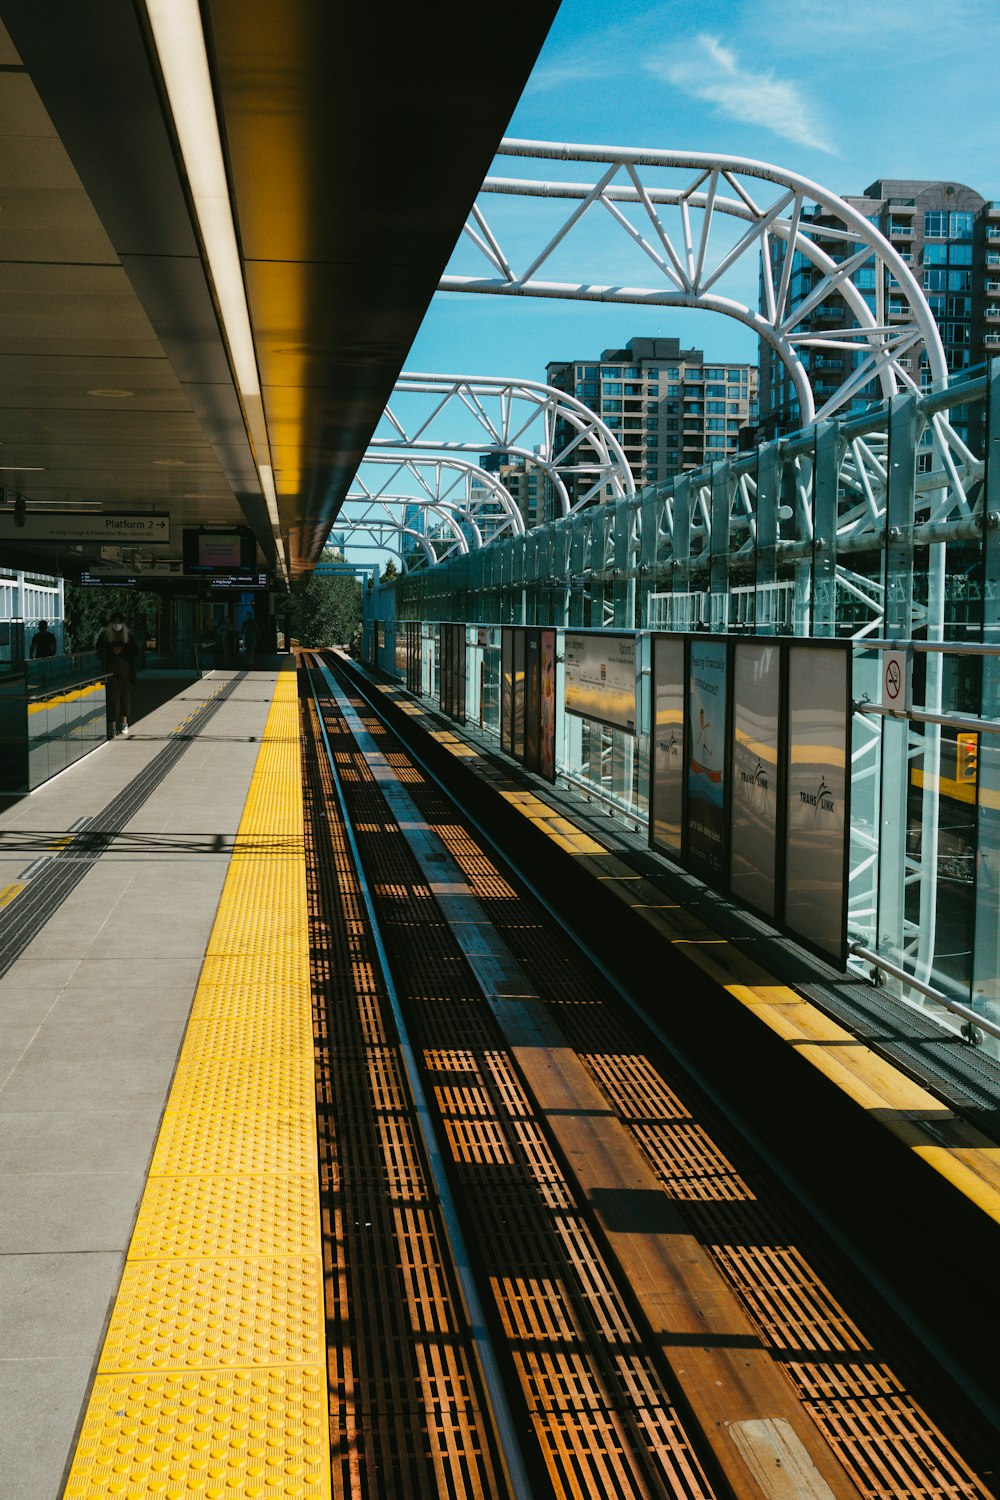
651 33 836 155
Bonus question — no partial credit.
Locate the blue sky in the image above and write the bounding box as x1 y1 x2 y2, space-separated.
348 0 999 561
408 0 999 376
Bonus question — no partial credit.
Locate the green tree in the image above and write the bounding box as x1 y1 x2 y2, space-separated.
63 584 156 654
288 550 362 647
381 559 399 581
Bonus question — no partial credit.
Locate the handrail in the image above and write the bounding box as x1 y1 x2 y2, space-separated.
850 943 1000 1045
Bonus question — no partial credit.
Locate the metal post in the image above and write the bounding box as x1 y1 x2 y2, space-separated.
710 461 730 631
756 440 779 634
973 359 1000 1045
812 421 838 636
877 393 919 968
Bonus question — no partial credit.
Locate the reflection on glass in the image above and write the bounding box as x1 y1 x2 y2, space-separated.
731 644 780 917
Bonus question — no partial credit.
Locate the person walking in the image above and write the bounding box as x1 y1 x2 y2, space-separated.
241 610 259 665
96 611 138 737
29 619 58 659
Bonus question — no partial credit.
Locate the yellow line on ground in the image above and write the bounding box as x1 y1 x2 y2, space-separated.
63 673 330 1499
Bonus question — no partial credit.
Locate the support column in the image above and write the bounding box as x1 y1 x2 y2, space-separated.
710 461 731 630
812 421 839 636
877 393 919 965
973 358 1000 1043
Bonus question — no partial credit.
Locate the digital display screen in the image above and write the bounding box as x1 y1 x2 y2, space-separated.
182 528 256 573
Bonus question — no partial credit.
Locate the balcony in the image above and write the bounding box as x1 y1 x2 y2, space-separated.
887 300 911 318
987 201 1000 217
986 281 1000 295
988 226 1000 241
887 224 914 239
986 307 1000 322
987 253 1000 266
984 332 1000 346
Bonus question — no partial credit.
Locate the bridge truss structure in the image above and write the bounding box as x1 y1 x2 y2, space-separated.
444 137 949 422
347 143 1000 1040
389 365 1000 1047
363 372 636 513
339 454 526 570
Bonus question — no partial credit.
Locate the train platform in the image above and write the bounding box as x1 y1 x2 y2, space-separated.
0 657 324 1500
2 652 999 1499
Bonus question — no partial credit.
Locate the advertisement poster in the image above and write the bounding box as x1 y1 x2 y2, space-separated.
439 623 452 715
539 629 557 783
687 640 728 878
650 636 685 856
785 646 848 963
501 629 513 754
512 629 525 758
730 643 781 916
525 631 540 772
564 632 636 733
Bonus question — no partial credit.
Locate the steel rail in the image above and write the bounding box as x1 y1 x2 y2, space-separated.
329 651 1000 1449
303 653 535 1500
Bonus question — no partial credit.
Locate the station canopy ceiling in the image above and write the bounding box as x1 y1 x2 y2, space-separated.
0 1 559 585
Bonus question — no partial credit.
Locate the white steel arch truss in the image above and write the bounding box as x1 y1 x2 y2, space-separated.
347 453 526 547
443 139 949 425
370 372 637 513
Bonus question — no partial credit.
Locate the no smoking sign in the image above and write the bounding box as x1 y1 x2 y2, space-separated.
882 648 911 712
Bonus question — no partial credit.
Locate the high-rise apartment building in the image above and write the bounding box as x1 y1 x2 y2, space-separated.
759 179 999 439
545 337 758 510
477 449 546 531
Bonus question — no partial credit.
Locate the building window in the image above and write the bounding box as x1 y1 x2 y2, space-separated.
603 366 622 378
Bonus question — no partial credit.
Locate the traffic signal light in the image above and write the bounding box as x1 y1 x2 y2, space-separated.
956 732 979 784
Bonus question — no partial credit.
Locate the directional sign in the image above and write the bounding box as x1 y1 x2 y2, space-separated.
0 511 170 544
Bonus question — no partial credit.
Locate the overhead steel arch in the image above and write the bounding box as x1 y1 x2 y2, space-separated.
341 494 475 563
336 519 437 571
442 139 948 425
371 371 637 511
349 453 525 541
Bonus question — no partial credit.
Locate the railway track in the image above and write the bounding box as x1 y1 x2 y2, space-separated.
299 649 998 1500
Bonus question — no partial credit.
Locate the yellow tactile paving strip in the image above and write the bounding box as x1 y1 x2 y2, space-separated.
64 673 331 1500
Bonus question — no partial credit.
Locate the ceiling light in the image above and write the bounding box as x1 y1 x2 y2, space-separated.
143 0 286 582
87 388 134 398
0 465 45 471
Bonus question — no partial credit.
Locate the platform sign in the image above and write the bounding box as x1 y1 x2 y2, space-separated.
785 645 849 963
0 512 170 544
564 632 636 733
730 642 781 918
686 640 728 879
650 636 685 856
